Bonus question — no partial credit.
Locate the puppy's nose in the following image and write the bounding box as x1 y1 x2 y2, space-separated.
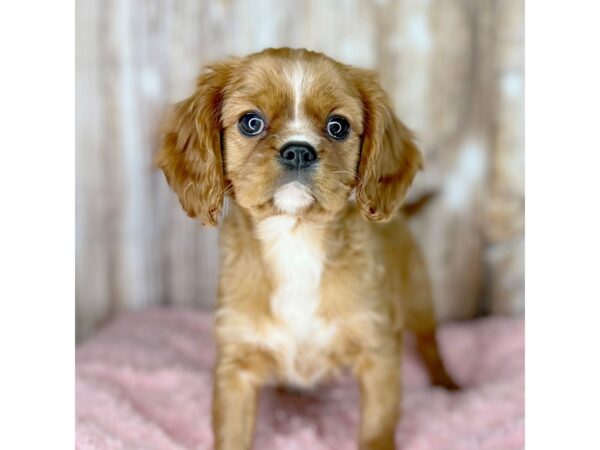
279 142 318 170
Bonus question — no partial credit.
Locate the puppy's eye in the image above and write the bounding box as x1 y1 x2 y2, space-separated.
326 116 350 140
238 112 266 136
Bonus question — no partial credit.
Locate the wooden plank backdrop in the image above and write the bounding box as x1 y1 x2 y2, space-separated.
76 0 524 341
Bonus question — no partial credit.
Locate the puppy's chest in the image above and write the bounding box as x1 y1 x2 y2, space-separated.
256 216 337 384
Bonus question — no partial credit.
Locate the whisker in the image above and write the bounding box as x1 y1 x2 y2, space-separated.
330 170 357 178
223 184 235 196
318 179 353 195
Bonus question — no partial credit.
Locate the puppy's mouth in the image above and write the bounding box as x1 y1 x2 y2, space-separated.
273 180 315 215
270 141 319 215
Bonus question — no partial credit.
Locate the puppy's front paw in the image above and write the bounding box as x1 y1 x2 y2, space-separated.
360 434 396 450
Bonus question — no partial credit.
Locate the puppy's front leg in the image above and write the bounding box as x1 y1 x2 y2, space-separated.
356 347 402 450
212 349 261 450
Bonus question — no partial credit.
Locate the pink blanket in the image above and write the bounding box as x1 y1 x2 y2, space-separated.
76 309 524 450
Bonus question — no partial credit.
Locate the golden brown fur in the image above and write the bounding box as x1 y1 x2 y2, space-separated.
158 48 457 450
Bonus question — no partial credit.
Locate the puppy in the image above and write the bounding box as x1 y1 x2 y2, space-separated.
158 47 457 450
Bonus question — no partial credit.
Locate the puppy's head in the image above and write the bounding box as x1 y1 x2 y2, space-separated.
158 48 423 225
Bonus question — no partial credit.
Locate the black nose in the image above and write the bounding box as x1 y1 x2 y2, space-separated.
279 142 318 170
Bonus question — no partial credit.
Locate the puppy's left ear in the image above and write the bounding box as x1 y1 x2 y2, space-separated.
348 68 424 222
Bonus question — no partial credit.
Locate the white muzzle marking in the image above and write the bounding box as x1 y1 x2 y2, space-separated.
273 181 314 214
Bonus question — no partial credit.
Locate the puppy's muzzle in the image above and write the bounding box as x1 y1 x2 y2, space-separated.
279 142 318 171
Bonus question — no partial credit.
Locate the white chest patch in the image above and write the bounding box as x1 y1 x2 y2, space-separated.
256 216 336 385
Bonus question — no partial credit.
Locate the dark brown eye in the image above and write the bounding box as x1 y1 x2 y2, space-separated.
326 115 350 140
238 112 265 136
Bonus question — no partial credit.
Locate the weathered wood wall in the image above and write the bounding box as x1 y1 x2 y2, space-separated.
76 0 524 341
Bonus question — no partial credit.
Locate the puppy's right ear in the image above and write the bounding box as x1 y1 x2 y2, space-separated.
157 59 238 226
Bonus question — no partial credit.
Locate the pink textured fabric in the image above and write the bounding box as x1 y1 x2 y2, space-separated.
76 308 524 450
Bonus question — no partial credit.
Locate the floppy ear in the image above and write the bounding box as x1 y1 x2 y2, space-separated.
157 59 237 226
349 68 424 222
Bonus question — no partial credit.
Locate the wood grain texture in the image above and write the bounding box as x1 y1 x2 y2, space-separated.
76 0 524 341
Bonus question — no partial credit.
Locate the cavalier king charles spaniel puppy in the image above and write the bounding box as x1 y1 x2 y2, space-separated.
158 47 458 450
